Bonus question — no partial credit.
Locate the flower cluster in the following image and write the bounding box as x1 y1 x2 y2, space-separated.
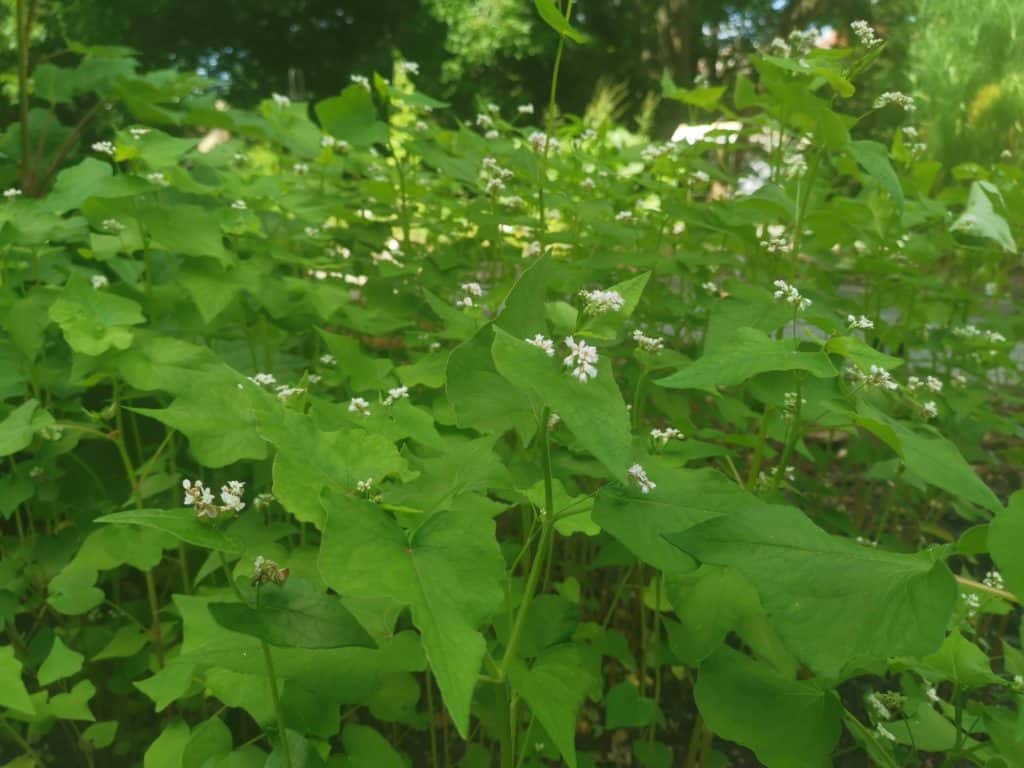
91 274 109 290
456 282 485 308
650 427 684 446
480 156 514 194
528 131 559 154
183 478 246 519
782 391 805 419
526 334 556 357
983 570 1005 590
874 92 916 112
102 218 125 234
92 141 115 156
252 555 289 587
851 364 899 391
348 397 371 416
760 235 792 256
3 187 22 199
627 464 656 494
907 375 943 393
850 20 880 47
631 329 664 352
383 385 409 406
772 279 811 311
563 337 599 383
580 289 625 315
847 314 874 330
920 400 938 420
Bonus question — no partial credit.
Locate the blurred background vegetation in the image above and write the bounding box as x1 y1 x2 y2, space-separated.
0 0 1020 163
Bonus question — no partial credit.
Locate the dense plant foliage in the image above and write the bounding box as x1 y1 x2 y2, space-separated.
1 6 1023 768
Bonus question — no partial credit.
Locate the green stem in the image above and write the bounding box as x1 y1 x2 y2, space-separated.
0 716 40 764
426 671 439 768
218 552 292 768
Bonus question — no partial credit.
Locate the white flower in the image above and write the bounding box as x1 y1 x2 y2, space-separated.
850 20 880 46
950 371 967 389
372 250 404 268
146 172 169 186
547 412 561 429
248 372 277 387
305 226 320 237
874 92 916 112
293 162 309 175
962 591 980 618
517 104 535 115
485 129 499 140
397 60 419 76
220 480 246 512
867 693 892 720
650 427 684 445
102 218 125 234
782 391 806 418
129 127 150 139
356 478 374 494
320 353 336 366
581 176 595 190
90 274 109 290
348 397 371 416
307 374 321 384
614 210 635 222
344 274 369 286
983 330 1006 344
926 686 941 704
580 289 625 314
383 386 409 406
3 187 22 199
271 93 291 107
350 74 371 90
702 281 718 294
847 314 874 330
526 334 556 357
252 555 289 586
275 385 305 400
455 296 475 308
92 141 116 156
476 113 495 129
983 570 1005 590
529 131 559 153
772 279 811 311
183 479 217 518
563 337 599 383
231 199 247 211
632 329 664 352
627 463 656 494
852 364 899 391
461 282 485 297
984 281 998 297
924 376 943 393
761 235 792 255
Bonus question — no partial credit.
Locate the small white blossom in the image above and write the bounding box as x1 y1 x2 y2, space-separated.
627 463 656 494
874 92 916 112
547 412 561 430
397 60 419 76
517 104 535 115
563 337 599 383
702 281 718 294
526 335 556 357
292 162 309 175
129 127 150 139
962 591 980 618
307 374 321 384
102 218 125 234
867 693 892 721
320 353 336 366
350 75 370 90
248 372 277 388
632 329 664 352
461 282 485 297
529 131 559 153
772 279 811 311
383 386 409 406
183 479 218 518
926 686 941 704
92 140 116 156
580 289 625 314
850 20 880 46
356 478 374 495
924 376 943 393
614 210 635 222
852 364 899 391
875 724 897 743
220 480 246 512
650 427 684 445
847 314 874 330
3 187 22 199
305 226 321 237
90 274 109 290
231 199 248 211
522 241 543 259
983 570 1005 590
348 397 371 416
761 235 792 255
275 385 305 400
271 93 291 107
344 274 369 286
146 172 169 186
252 555 289 586
984 281 998 297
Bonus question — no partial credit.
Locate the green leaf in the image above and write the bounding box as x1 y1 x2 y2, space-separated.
849 140 904 212
319 491 504 737
857 402 1002 513
491 327 632 480
593 466 770 573
38 636 85 686
695 647 841 768
315 86 388 146
990 491 1024 599
656 328 837 393
93 625 150 660
509 644 597 768
144 719 191 768
666 505 956 677
917 629 1005 689
208 578 375 650
47 679 96 721
262 409 411 529
182 716 232 768
605 681 660 729
663 565 761 665
140 204 232 265
0 399 53 457
97 509 244 554
660 70 725 110
340 724 405 768
0 645 35 715
950 180 1016 253
49 274 146 355
82 721 119 750
825 335 904 372
134 663 196 712
533 0 589 43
